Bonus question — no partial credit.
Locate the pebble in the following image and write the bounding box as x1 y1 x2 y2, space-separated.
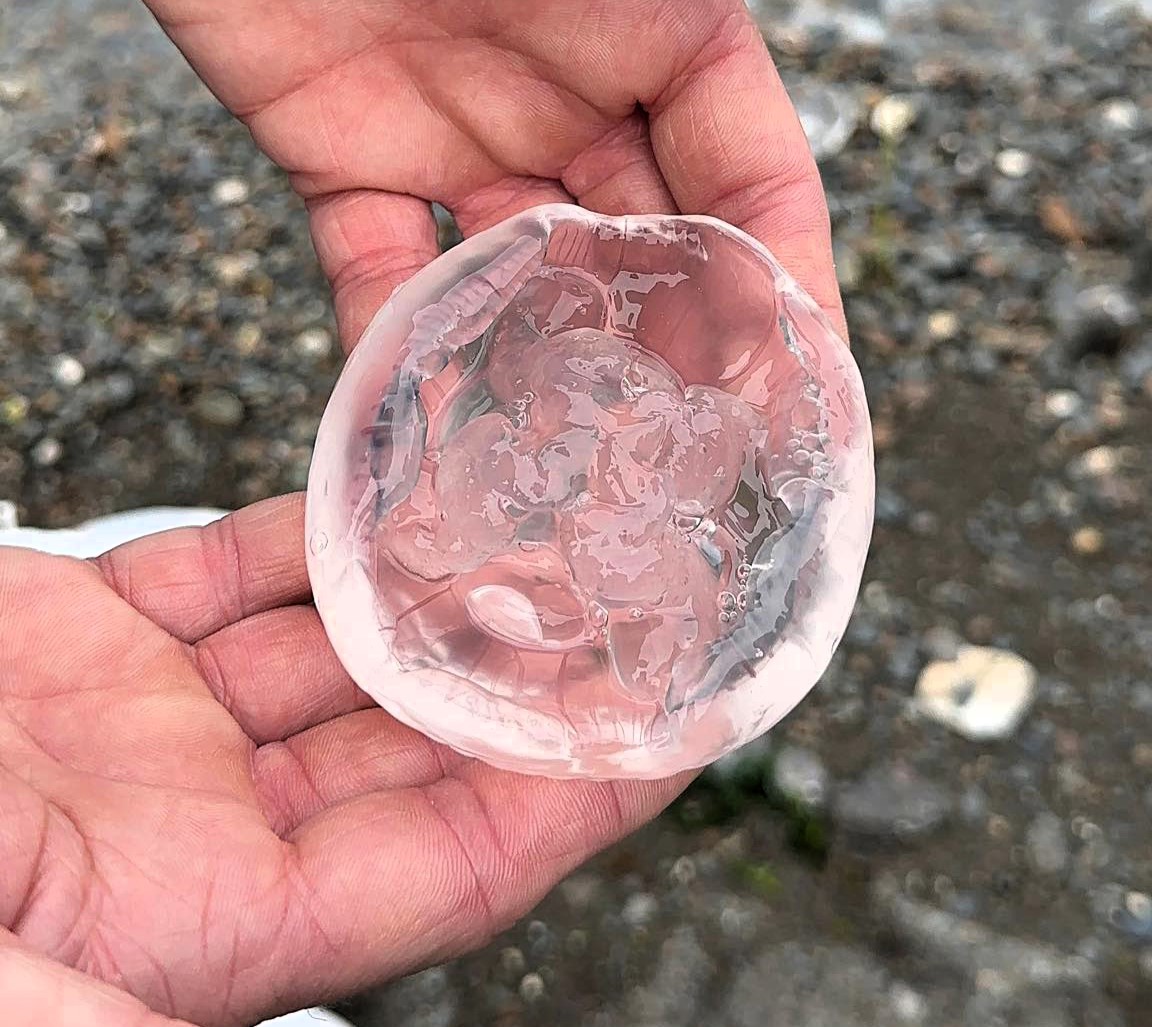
725 943 917 1027
788 79 861 161
920 625 962 662
1140 948 1152 981
833 764 951 839
995 149 1033 178
1052 282 1141 355
870 95 919 142
914 646 1038 741
31 438 62 467
771 745 829 809
622 892 659 928
1070 526 1104 555
1099 97 1140 133
1071 445 1120 478
50 354 85 387
211 177 250 206
926 310 960 342
1044 390 1083 419
873 875 1097 993
294 327 333 358
517 972 545 1002
193 389 245 428
212 251 259 285
0 501 17 530
1025 812 1070 875
625 927 715 1026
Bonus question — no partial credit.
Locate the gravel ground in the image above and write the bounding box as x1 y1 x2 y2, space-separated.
2 1 1151 1026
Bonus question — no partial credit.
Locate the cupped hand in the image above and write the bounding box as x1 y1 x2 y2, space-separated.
142 0 843 348
0 496 688 1026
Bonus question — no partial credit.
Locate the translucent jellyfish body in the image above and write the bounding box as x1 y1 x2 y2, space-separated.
305 205 874 779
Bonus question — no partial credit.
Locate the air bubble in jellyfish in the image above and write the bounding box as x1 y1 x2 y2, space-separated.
305 205 874 779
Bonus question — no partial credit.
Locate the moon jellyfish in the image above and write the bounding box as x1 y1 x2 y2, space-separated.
305 205 874 779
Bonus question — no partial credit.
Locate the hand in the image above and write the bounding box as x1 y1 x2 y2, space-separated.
142 0 844 349
0 496 689 1026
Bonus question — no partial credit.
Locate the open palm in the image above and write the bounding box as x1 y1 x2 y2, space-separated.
0 496 685 1026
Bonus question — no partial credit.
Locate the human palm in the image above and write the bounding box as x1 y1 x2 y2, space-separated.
2 0 843 1023
0 496 685 1026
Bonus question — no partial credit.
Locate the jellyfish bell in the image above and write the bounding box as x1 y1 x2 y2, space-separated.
305 204 874 779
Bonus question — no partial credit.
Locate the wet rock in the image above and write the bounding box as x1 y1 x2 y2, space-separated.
50 354 85 388
914 646 1038 741
211 177 250 206
870 95 919 142
377 966 457 1027
832 764 951 839
787 79 861 161
725 943 922 1027
1025 812 1070 875
1051 280 1141 357
626 927 715 1026
771 745 830 809
194 388 245 428
873 876 1097 994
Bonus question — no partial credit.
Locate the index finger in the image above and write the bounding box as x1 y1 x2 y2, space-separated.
646 7 847 339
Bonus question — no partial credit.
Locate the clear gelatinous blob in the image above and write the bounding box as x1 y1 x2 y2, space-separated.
306 205 874 779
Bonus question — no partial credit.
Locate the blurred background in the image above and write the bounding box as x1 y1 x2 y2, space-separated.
1 0 1150 1024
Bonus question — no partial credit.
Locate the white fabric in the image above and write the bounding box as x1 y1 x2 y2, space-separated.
0 504 353 1027
0 506 229 557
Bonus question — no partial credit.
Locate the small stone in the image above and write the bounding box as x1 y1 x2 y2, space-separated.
1053 282 1141 356
0 77 29 103
889 982 929 1024
1072 446 1120 478
915 646 1038 741
926 310 959 342
294 327 333 358
1044 390 1083 419
873 875 1097 994
788 80 860 162
1071 526 1104 555
60 192 92 216
233 323 264 355
51 354 85 388
518 972 545 1002
194 389 245 428
1026 812 1070 875
1100 98 1140 132
771 745 829 809
0 395 30 425
1126 891 1152 924
0 501 17 530
626 927 715 1026
31 438 62 468
212 252 259 285
1139 948 1152 981
498 946 526 977
833 764 951 839
870 95 919 142
995 149 1033 179
921 626 962 662
622 892 659 928
211 177 250 206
